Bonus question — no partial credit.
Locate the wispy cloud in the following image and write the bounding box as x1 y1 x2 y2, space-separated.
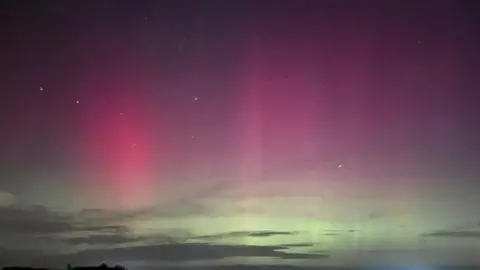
322 229 357 234
77 179 233 224
0 205 75 235
191 231 300 241
0 191 16 206
280 243 316 248
0 200 326 266
422 230 480 238
63 234 143 245
248 231 299 237
49 243 329 264
62 232 181 246
0 204 141 237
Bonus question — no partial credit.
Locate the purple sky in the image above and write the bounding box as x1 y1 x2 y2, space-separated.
1 0 480 268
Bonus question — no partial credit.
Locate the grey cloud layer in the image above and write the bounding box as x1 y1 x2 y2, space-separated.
422 230 480 238
0 204 324 266
48 243 328 264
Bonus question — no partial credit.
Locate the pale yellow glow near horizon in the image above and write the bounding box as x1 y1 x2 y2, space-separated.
130 211 426 251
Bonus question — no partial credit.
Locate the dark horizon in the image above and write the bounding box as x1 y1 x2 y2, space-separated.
5 264 480 270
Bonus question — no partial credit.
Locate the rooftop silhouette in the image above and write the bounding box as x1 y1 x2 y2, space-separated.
3 264 126 270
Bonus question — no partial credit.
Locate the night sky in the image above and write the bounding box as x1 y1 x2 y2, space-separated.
1 0 480 268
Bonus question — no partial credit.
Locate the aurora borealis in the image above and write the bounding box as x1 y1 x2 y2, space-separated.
1 0 480 269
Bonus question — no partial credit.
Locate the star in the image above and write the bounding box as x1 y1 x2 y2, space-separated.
132 143 137 148
76 100 80 104
193 96 199 101
39 86 43 91
337 164 342 168
191 135 196 139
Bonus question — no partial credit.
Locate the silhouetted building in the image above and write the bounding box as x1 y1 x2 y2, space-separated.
3 264 125 270
67 264 126 270
3 267 48 270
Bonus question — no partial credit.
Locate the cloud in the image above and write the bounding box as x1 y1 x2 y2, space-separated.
322 229 357 233
422 230 480 238
137 266 364 270
0 204 154 250
77 225 131 234
280 243 316 248
63 234 141 245
75 178 236 224
192 231 300 241
0 202 220 248
0 191 16 206
50 243 329 264
0 217 325 265
248 231 299 238
61 230 304 248
367 208 408 220
0 205 75 235
0 204 138 237
0 247 47 266
77 199 211 224
0 199 320 265
62 232 182 246
78 207 154 224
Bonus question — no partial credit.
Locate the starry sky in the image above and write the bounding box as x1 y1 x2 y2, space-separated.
1 0 480 269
